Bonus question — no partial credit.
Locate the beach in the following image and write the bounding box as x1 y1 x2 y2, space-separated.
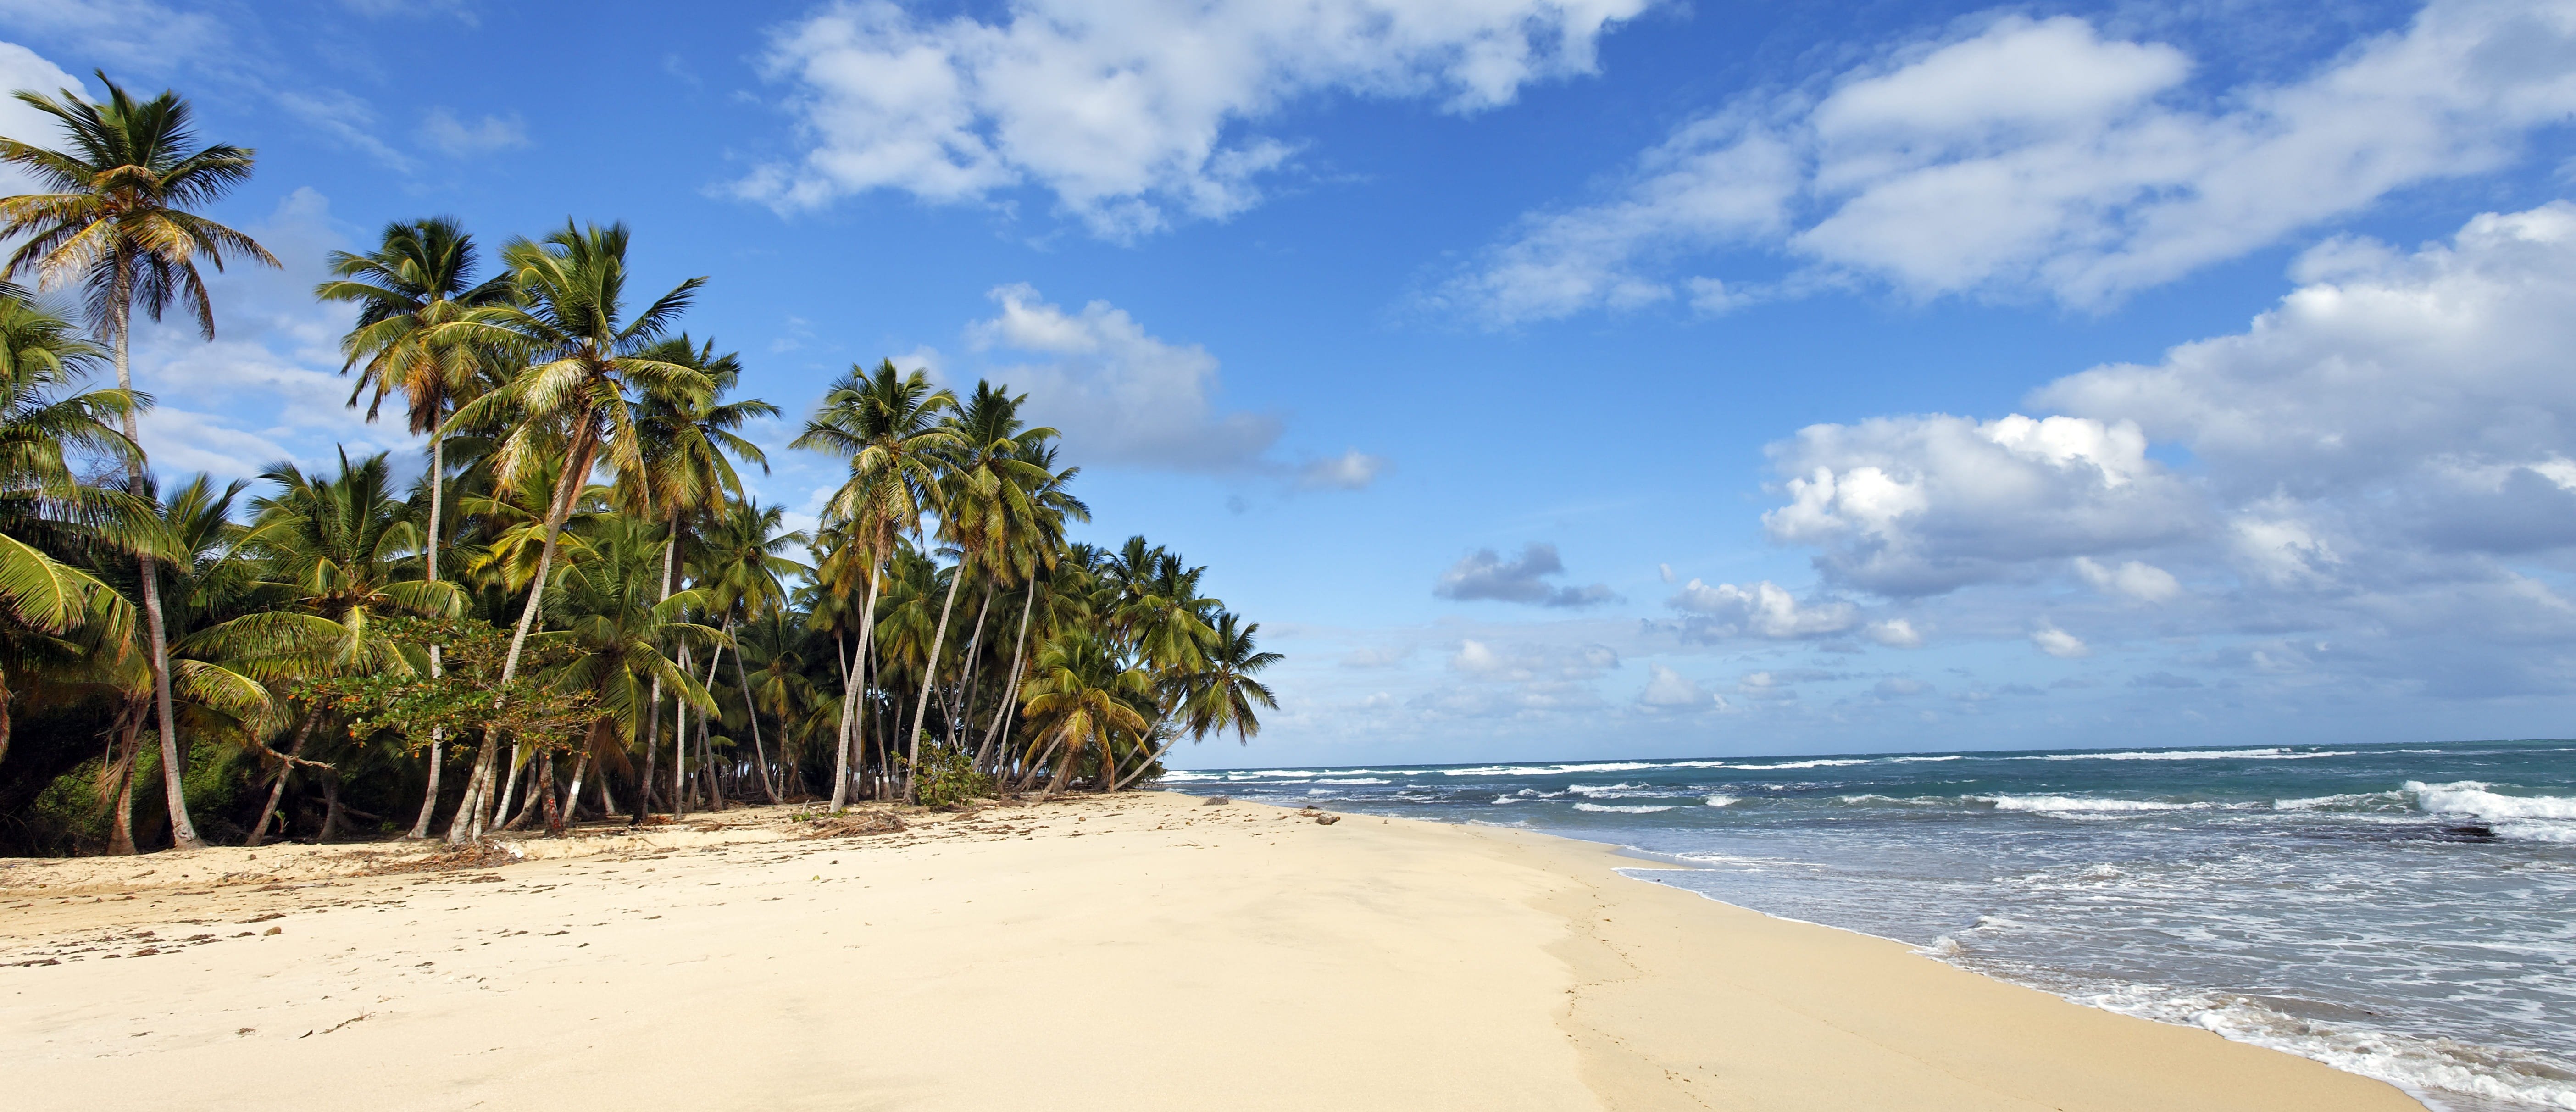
0 791 2419 1112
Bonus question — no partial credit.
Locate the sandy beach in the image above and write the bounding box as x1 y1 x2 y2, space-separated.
0 791 2421 1111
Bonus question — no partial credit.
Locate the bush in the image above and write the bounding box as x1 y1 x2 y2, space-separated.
908 744 993 810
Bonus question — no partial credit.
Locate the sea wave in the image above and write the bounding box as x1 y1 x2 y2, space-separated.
2031 747 2356 762
2273 790 2411 812
1982 795 2213 813
1313 778 1388 784
1704 795 1739 807
1573 803 1679 814
2074 984 2576 1112
2410 781 2576 821
1442 762 1659 777
1566 782 1648 797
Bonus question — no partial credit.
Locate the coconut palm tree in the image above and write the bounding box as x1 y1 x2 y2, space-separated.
900 381 1057 801
1113 612 1278 790
0 73 278 850
1018 628 1152 795
790 361 956 808
313 217 509 836
192 451 461 843
618 336 770 817
0 288 153 767
696 499 806 802
433 220 705 839
536 516 721 833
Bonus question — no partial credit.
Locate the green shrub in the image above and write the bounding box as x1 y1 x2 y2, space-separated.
908 744 993 810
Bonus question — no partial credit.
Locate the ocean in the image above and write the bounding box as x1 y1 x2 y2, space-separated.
1165 739 2576 1112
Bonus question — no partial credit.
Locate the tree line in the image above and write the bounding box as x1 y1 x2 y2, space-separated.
0 74 1278 855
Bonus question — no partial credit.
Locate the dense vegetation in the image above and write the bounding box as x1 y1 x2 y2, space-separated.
0 74 1278 856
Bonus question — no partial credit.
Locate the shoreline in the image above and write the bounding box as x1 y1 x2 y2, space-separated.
0 792 2421 1110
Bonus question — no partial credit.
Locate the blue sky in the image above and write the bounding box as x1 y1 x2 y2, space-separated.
5 0 2576 768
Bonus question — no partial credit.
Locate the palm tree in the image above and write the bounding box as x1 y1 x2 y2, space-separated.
1114 612 1277 790
791 361 956 808
0 288 151 767
1018 629 1152 795
0 73 278 850
618 335 771 817
434 220 705 840
536 516 722 833
972 441 1086 776
696 499 806 802
193 452 460 842
901 381 1057 801
313 217 509 837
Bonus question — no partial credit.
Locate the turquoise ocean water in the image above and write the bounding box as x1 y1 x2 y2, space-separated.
1168 740 2576 1111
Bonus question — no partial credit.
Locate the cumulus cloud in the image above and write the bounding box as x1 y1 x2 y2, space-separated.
1445 0 2576 320
419 108 529 156
0 42 82 196
1434 542 1616 607
1763 413 2203 596
1433 637 1620 716
120 189 419 481
2030 622 2091 659
739 0 1652 237
1664 578 1856 638
965 284 1282 471
1637 664 1713 708
1748 201 2576 690
1865 618 1922 648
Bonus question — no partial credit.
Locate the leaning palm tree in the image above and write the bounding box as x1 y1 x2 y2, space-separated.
1017 628 1152 796
1113 612 1278 790
695 499 806 802
314 217 509 836
0 73 278 850
433 220 706 840
791 361 956 808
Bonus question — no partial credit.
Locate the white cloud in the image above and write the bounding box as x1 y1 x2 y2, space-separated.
737 0 1653 237
121 189 418 483
1435 542 1615 607
2073 556 2183 603
1298 448 1388 490
1742 200 2576 693
1637 664 1711 707
1865 617 1921 648
0 41 83 196
0 0 229 72
1664 577 1856 638
1447 0 2576 320
2031 622 2091 659
965 283 1280 471
1762 413 2202 596
419 107 529 156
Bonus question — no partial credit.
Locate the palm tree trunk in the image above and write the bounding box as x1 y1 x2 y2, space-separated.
829 564 882 810
1112 736 1181 792
101 699 144 855
697 646 724 810
110 318 202 850
729 618 779 804
950 585 993 757
453 431 595 842
538 750 562 834
561 750 589 831
905 561 967 802
410 432 447 840
245 713 319 847
496 743 527 826
674 641 693 820
976 578 1038 774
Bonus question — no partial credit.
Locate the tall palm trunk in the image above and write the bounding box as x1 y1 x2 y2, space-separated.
976 578 1038 775
452 425 597 842
674 641 693 819
101 697 145 855
829 563 882 810
696 647 724 810
246 713 319 847
904 561 967 802
727 617 779 803
655 511 683 818
409 432 447 839
111 319 201 850
949 586 992 747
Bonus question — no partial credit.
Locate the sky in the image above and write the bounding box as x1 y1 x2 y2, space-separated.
4 0 2576 769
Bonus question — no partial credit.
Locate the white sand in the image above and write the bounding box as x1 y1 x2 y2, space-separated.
0 791 2421 1110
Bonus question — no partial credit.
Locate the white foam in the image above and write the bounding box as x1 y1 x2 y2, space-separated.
2409 780 2576 821
1982 795 2209 813
2273 791 2409 811
1313 778 1388 784
1566 782 1648 797
1573 803 1679 814
1441 762 1659 777
1704 795 1739 807
1889 755 1965 763
2029 747 2356 762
